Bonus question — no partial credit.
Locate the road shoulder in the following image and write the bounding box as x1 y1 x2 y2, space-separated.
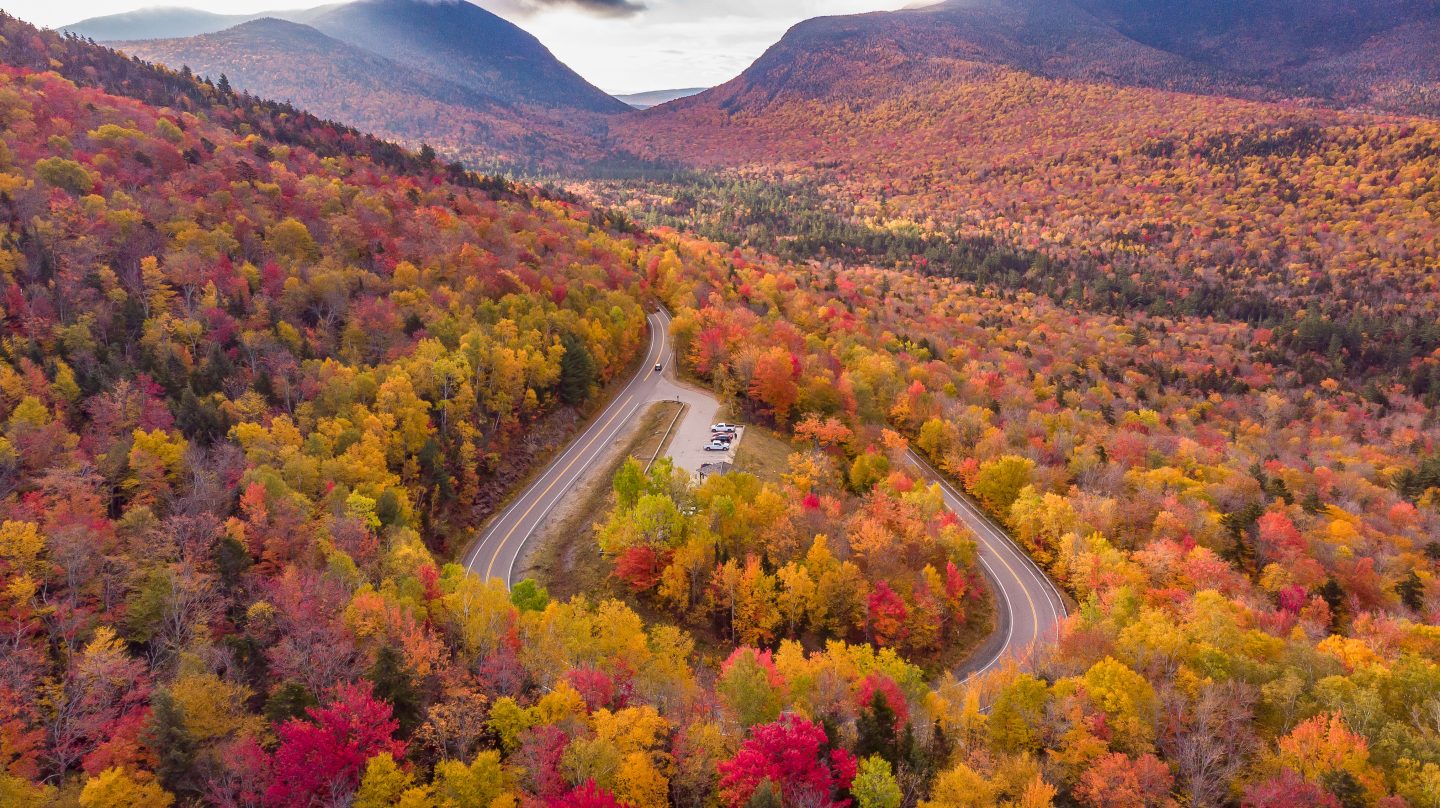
516 400 683 599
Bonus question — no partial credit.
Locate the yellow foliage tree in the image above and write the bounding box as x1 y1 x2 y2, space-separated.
79 767 174 808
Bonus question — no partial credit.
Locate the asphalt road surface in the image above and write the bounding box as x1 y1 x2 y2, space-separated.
463 308 1066 677
463 309 672 586
905 448 1068 679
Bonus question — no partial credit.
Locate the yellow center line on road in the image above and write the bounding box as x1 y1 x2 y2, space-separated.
950 479 1066 626
998 540 1040 648
954 492 1040 640
480 314 666 582
960 492 1039 659
911 449 1043 661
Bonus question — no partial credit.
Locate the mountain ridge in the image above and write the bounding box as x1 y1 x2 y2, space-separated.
301 0 627 115
613 87 709 109
662 0 1440 117
116 17 527 160
110 0 627 166
64 6 268 40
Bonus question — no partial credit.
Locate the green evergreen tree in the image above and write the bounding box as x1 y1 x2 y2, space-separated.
144 690 196 795
1320 577 1348 633
213 535 251 590
264 681 317 724
1396 570 1424 612
1321 771 1367 808
558 332 598 406
855 690 899 765
368 644 421 735
375 489 403 527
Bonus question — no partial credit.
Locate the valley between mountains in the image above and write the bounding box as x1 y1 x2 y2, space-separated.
0 1 1435 805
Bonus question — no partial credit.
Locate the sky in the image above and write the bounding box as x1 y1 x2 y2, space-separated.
19 0 920 93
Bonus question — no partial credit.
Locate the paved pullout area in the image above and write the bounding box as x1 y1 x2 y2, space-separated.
463 309 1067 677
650 367 729 475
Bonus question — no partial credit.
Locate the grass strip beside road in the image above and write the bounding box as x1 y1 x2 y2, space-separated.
520 400 683 601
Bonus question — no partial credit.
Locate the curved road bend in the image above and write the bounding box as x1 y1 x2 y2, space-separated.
904 448 1068 680
463 309 674 587
463 308 1067 678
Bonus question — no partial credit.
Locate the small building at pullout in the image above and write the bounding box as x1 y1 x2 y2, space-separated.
697 461 734 481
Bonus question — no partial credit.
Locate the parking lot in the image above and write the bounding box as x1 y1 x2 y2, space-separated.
658 390 743 476
699 424 742 460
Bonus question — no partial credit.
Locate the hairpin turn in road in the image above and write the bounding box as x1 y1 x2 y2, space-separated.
462 309 1066 678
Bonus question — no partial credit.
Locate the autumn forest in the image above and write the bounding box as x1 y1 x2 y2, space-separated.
1 2 1440 808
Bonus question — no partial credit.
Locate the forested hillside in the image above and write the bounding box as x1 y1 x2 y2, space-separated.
1071 0 1440 113
0 15 970 808
611 59 1440 362
116 17 606 169
0 14 654 804
653 229 1440 807
630 0 1440 115
0 8 1438 808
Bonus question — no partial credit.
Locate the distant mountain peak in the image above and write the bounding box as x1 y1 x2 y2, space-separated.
66 0 625 113
304 0 628 114
676 0 1440 116
613 87 709 109
64 6 264 40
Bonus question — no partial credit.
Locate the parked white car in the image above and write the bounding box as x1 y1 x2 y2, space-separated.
704 440 729 451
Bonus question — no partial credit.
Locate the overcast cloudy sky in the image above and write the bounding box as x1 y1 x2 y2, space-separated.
19 0 919 93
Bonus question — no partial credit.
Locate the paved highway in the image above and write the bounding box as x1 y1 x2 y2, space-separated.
905 448 1067 679
463 308 1066 678
463 309 673 586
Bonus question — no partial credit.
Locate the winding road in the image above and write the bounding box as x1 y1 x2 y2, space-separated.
904 448 1067 678
463 309 1066 678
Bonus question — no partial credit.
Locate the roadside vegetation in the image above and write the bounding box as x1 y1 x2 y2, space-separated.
522 401 684 602
0 13 1437 808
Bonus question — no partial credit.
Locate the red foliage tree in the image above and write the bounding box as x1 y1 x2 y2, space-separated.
568 667 621 712
264 682 405 808
613 545 671 593
718 714 857 808
0 688 43 780
1256 512 1306 565
749 348 801 424
80 706 153 776
515 724 570 800
866 583 909 648
548 780 632 808
1074 752 1175 808
200 736 271 808
1241 769 1341 808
